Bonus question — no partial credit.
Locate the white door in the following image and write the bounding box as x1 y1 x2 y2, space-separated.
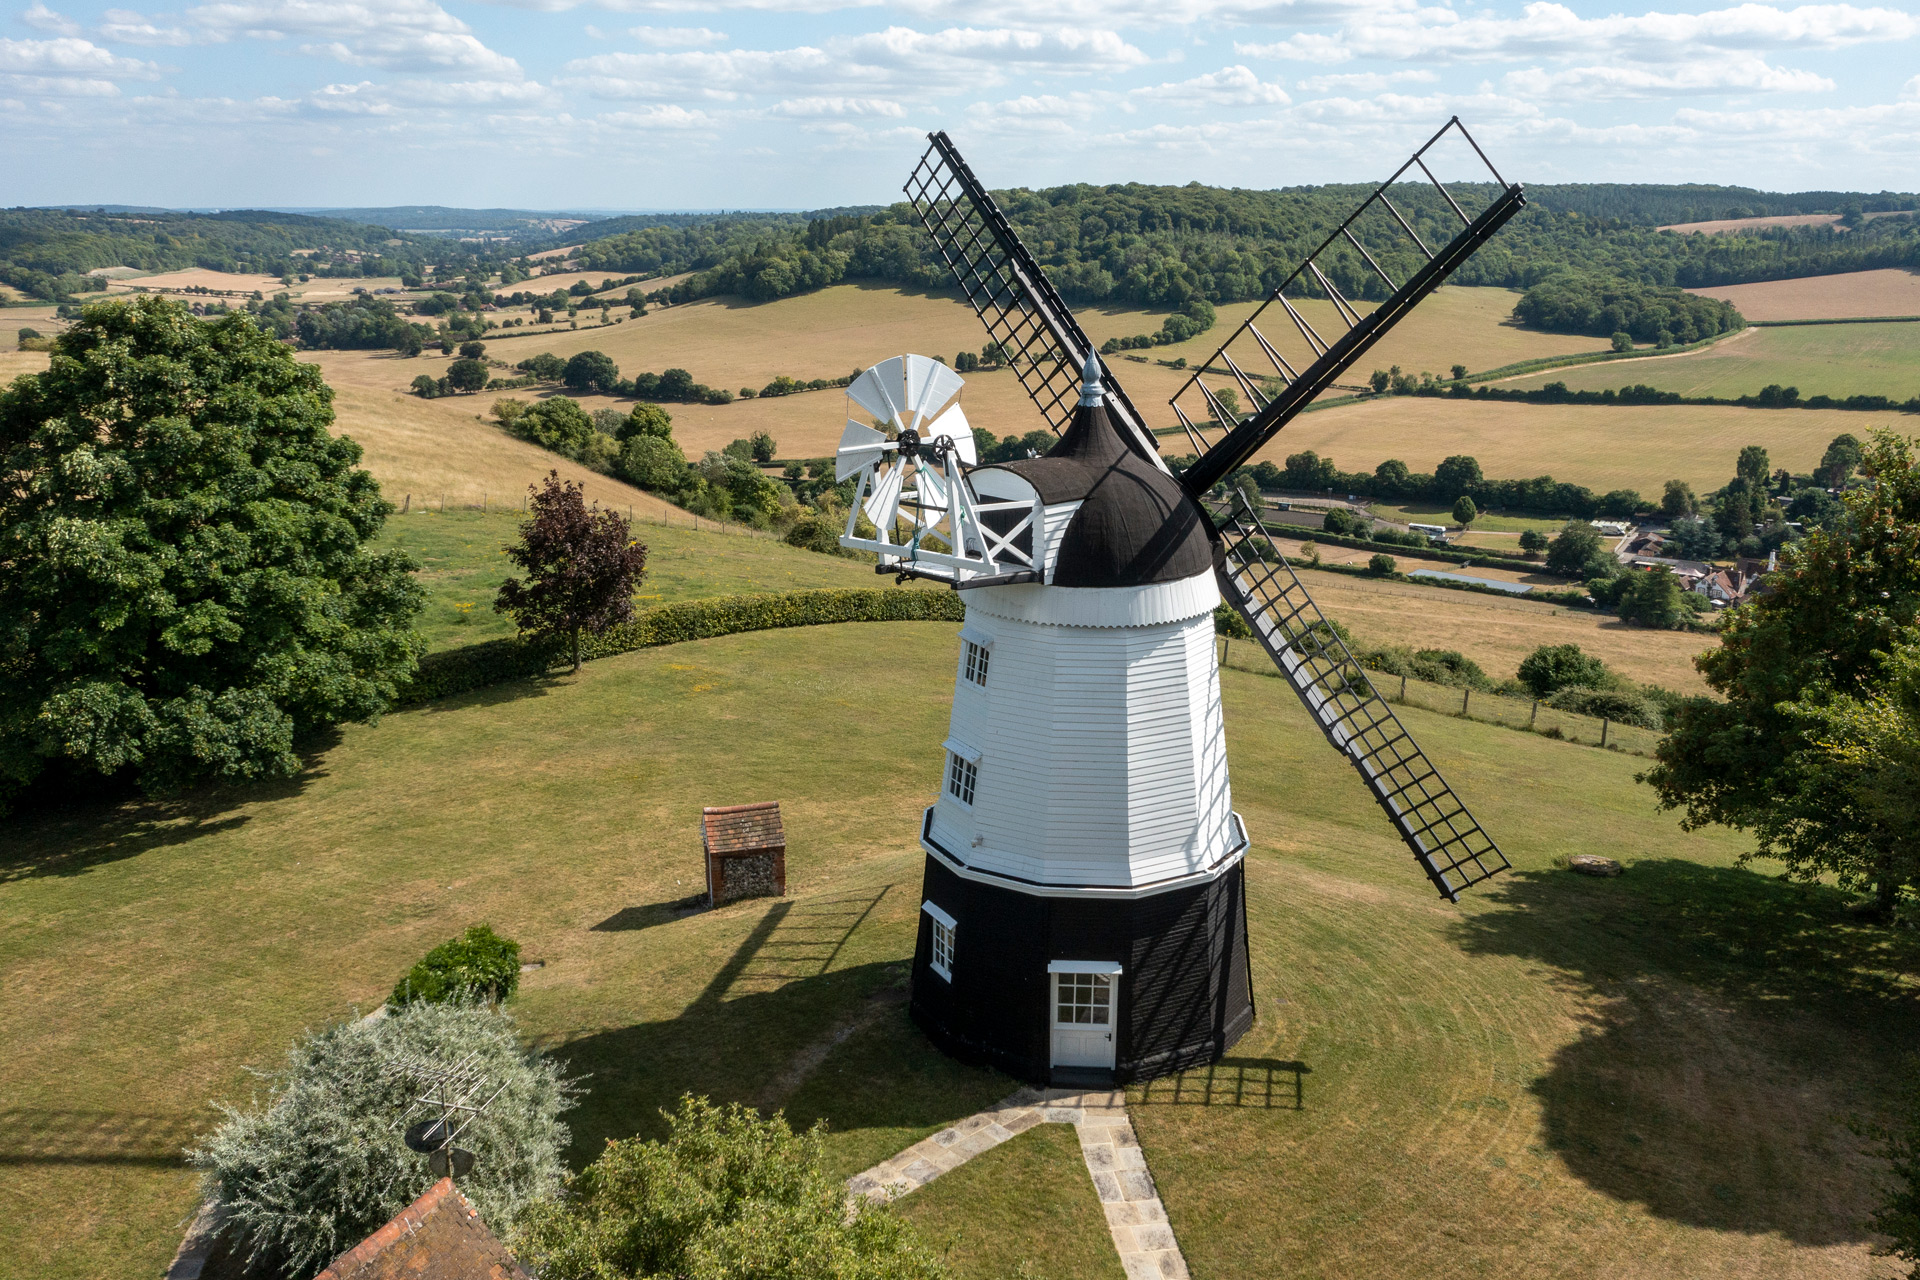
1050 970 1117 1070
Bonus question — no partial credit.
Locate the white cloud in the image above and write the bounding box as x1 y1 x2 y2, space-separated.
0 35 160 76
99 9 193 45
769 95 905 116
1506 57 1832 99
1134 65 1290 106
22 4 82 35
1239 2 1920 64
186 0 523 74
2 73 124 94
595 102 717 127
626 24 726 45
1903 74 1920 101
560 26 1147 101
1296 68 1435 92
308 76 556 112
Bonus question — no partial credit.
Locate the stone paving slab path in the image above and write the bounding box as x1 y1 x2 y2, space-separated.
848 1087 1189 1280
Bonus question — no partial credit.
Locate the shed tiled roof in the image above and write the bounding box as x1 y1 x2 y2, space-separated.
702 802 785 854
314 1179 527 1280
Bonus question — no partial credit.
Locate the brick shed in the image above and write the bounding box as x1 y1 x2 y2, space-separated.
314 1178 526 1280
701 802 787 906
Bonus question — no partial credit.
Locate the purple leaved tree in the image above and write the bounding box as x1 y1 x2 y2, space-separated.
495 472 649 672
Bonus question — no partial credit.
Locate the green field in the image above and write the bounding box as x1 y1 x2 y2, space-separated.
1502 322 1920 402
3 621 1910 1279
383 508 892 651
1364 501 1569 536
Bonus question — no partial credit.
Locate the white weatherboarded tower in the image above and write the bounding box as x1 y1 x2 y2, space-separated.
838 353 1252 1084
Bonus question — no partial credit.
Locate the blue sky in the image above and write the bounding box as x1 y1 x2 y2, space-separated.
4 0 1917 208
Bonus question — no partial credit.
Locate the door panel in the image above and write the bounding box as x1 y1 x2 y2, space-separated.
1050 971 1116 1069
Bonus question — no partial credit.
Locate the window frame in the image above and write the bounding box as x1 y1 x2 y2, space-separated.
922 901 957 981
942 737 981 808
958 626 993 691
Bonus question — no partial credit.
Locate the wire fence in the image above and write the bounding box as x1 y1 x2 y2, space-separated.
1216 638 1665 757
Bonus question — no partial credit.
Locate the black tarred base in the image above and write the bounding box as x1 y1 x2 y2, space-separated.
908 855 1254 1086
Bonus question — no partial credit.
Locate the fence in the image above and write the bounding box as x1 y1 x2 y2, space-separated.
1216 638 1665 757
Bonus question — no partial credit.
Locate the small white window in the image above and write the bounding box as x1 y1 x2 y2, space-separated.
963 640 990 687
946 752 977 806
923 901 956 981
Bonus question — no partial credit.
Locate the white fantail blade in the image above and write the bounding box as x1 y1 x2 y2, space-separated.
922 402 976 464
836 419 892 482
904 355 965 428
917 465 948 509
863 458 907 527
846 361 903 425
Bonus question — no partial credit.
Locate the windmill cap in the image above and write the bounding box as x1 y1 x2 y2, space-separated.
1079 350 1104 407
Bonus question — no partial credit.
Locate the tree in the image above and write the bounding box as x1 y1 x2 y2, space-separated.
954 350 979 372
1450 363 1468 381
513 398 596 456
659 367 695 399
1665 515 1722 560
1433 454 1483 501
1451 495 1477 527
749 431 777 463
1597 489 1644 518
563 350 620 395
458 340 486 359
1661 479 1698 519
496 474 649 672
1615 565 1688 629
511 1096 948 1280
191 1002 571 1280
616 402 673 442
518 352 565 380
410 373 440 398
1546 520 1608 577
0 297 423 810
1517 643 1614 697
1644 430 1920 916
1519 528 1549 554
1736 443 1772 491
1368 553 1398 576
1821 432 1864 488
1611 331 1633 352
445 357 489 392
619 435 687 492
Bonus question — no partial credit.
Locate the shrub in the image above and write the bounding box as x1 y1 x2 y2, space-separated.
1322 508 1370 538
784 514 855 557
619 434 688 492
190 1002 572 1280
391 924 521 1007
1611 331 1633 352
512 1095 947 1280
1546 685 1663 729
1451 496 1477 527
1367 553 1398 576
1517 643 1616 697
1518 528 1549 554
1214 602 1253 638
514 397 596 457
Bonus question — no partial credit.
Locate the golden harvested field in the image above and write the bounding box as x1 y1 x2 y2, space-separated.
0 304 62 348
1284 569 1715 693
1503 321 1920 402
479 283 1599 460
298 350 684 519
1688 269 1920 320
106 268 289 295
0 351 50 384
1660 211 1906 235
1251 396 1912 495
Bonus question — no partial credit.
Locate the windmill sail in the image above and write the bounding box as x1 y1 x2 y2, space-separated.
903 131 1165 470
1174 117 1526 497
1215 493 1508 900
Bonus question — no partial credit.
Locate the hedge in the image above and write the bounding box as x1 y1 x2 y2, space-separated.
397 587 965 705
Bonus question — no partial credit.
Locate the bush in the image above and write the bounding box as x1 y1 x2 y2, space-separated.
617 402 673 442
512 1095 947 1280
619 434 688 492
1518 528 1549 554
514 397 596 457
1214 602 1253 638
1451 496 1477 526
1546 685 1663 729
391 924 521 1006
1517 643 1615 697
190 1002 572 1280
398 588 966 705
784 514 856 558
1322 508 1370 539
1367 553 1398 576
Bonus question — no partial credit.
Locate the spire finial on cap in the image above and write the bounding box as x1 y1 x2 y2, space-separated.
1079 348 1105 407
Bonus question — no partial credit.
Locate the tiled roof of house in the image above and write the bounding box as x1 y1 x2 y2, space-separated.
702 801 785 854
314 1179 527 1280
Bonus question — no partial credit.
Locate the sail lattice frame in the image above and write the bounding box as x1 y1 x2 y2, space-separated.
903 131 1166 470
1175 117 1525 497
1214 493 1509 900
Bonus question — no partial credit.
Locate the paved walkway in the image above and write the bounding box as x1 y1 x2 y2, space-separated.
848 1087 1190 1280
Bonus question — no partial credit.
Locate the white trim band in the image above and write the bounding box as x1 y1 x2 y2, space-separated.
964 571 1220 630
921 900 957 930
1048 959 1123 976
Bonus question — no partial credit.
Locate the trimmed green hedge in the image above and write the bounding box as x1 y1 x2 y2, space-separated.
398 587 965 705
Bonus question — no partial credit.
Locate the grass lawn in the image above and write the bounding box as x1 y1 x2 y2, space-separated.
378 508 893 651
892 1123 1126 1280
3 621 1910 1279
1364 502 1570 537
1501 322 1920 402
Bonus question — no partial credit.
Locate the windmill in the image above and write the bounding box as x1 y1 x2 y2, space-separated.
839 119 1524 1086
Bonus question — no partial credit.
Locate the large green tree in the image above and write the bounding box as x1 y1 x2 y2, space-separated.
1643 430 1920 914
0 297 423 808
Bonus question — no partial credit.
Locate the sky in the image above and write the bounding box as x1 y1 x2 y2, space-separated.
3 0 1918 209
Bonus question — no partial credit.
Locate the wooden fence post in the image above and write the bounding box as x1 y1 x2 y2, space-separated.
1400 673 1407 701
1530 699 1538 727
1601 718 1610 749
1462 688 1471 716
